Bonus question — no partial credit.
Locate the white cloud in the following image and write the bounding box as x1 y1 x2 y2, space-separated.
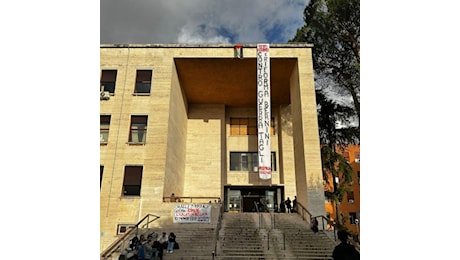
101 0 310 44
177 23 231 43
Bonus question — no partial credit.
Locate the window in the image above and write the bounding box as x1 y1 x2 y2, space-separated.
343 151 350 162
122 166 143 196
100 165 104 188
135 70 152 94
100 115 111 143
347 191 355 203
349 212 357 225
230 118 275 136
117 224 136 235
100 70 117 94
357 171 360 184
129 115 147 143
230 152 276 171
354 151 360 163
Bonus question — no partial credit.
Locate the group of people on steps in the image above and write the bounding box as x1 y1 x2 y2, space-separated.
127 231 177 260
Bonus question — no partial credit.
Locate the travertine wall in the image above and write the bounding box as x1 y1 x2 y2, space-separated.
100 44 325 251
163 61 188 199
290 49 326 217
278 104 297 198
184 104 225 197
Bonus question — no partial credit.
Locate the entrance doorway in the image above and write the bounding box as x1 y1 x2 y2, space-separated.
224 185 284 213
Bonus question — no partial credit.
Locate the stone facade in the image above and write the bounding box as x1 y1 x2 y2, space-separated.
100 44 326 251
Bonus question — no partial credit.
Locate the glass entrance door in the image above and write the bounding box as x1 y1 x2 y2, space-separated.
265 190 275 212
228 190 241 213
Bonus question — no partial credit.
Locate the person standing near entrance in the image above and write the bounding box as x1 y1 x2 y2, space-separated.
292 196 297 213
285 197 292 213
279 199 286 213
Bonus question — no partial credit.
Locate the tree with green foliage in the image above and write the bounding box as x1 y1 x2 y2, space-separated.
290 0 360 232
316 89 359 146
316 89 358 229
290 0 360 124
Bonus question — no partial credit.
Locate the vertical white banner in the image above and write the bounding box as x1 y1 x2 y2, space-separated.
257 43 271 180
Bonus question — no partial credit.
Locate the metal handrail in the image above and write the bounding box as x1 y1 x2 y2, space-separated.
100 213 160 260
260 199 276 229
254 201 262 229
296 202 360 251
312 215 331 231
295 201 313 223
162 196 221 203
212 202 224 257
296 202 333 233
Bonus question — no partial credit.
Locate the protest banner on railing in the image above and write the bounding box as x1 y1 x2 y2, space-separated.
173 204 212 223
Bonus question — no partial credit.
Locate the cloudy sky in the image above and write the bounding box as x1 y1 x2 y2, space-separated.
101 0 310 44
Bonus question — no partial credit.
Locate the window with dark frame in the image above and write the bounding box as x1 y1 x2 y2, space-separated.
100 115 111 143
230 152 277 171
122 166 143 196
100 165 104 189
129 115 147 143
349 212 357 224
347 191 355 203
354 151 360 163
230 118 275 136
135 70 152 94
343 149 350 162
100 70 117 93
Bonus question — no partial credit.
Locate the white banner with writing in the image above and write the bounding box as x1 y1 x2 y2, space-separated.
256 43 271 180
173 204 211 223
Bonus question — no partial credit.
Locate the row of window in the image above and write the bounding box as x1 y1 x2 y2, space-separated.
100 116 276 143
342 150 360 163
101 69 152 94
100 165 143 195
100 153 278 194
100 115 147 143
230 152 277 171
230 118 275 136
325 212 359 225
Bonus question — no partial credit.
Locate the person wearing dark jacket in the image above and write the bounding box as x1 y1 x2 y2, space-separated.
153 240 163 260
332 230 360 260
285 197 292 213
311 217 319 233
292 196 297 212
166 232 176 253
142 235 155 260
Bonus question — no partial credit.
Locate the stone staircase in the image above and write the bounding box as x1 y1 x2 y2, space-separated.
218 213 266 259
272 213 335 259
216 212 335 259
151 225 216 260
103 208 337 260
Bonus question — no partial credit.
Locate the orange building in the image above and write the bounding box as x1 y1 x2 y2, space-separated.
324 144 360 240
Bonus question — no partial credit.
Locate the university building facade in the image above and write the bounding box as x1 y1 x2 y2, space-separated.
100 44 326 249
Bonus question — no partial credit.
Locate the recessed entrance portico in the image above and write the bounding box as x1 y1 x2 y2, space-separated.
224 185 284 213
